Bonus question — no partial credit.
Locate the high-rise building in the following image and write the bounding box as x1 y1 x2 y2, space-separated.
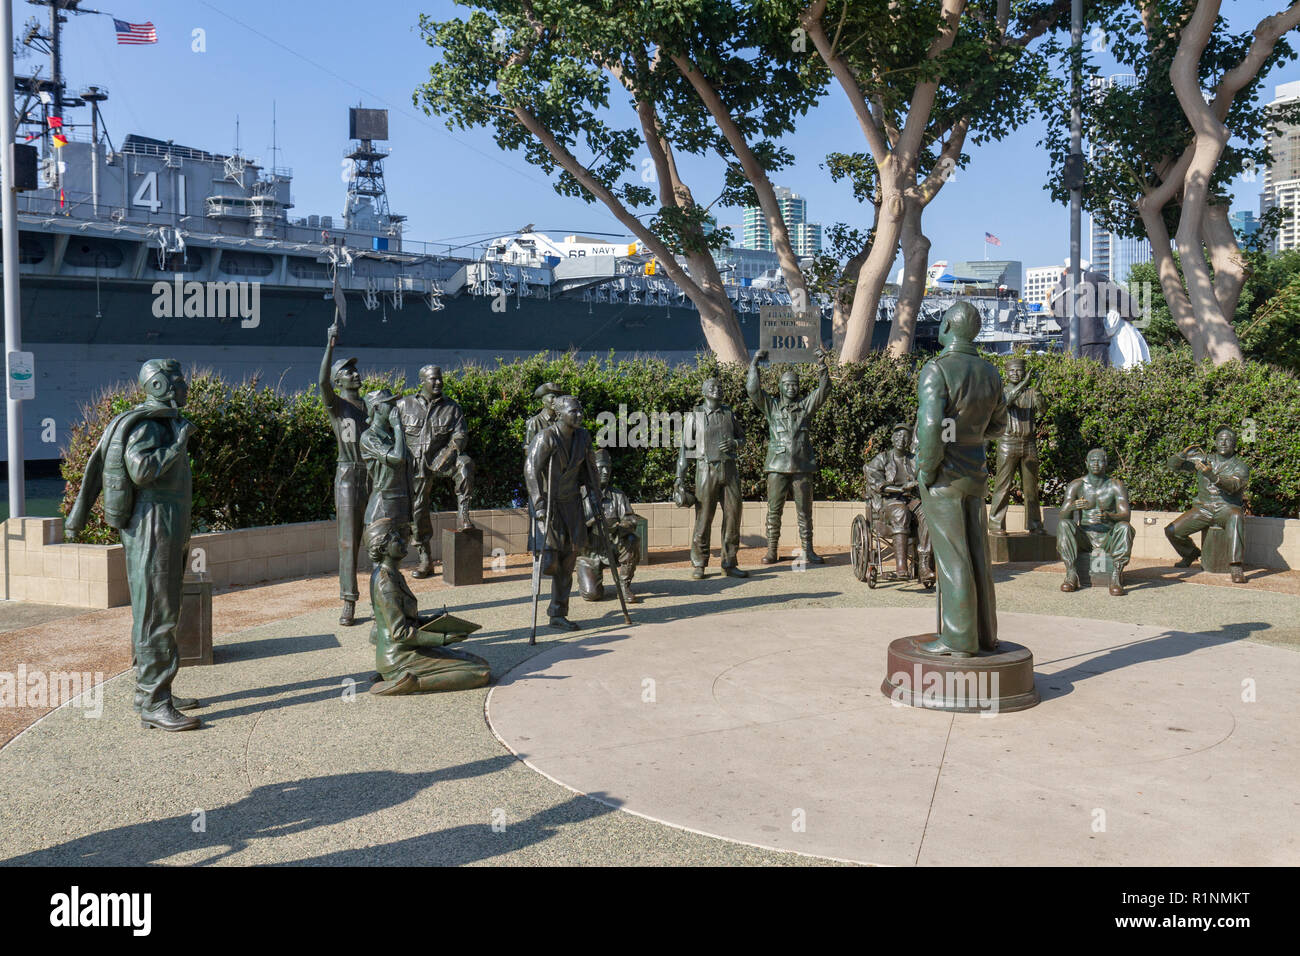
1088 74 1153 282
1230 210 1260 244
741 186 821 256
1023 265 1064 307
1262 81 1300 252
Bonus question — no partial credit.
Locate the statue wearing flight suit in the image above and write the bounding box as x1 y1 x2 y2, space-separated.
747 348 832 564
915 303 1008 657
320 323 369 626
66 359 202 731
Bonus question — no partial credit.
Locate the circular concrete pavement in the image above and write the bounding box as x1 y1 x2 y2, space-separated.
486 607 1300 866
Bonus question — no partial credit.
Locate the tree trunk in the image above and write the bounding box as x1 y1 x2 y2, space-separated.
886 196 930 357
1139 200 1207 358
841 184 904 361
1203 202 1250 319
832 245 870 351
686 249 749 363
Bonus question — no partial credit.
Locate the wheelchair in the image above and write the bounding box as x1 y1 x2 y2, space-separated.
850 497 934 590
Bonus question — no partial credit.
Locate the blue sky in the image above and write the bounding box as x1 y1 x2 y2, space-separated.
17 0 1290 271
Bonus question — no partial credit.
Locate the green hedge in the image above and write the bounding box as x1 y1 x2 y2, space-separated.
61 351 1300 543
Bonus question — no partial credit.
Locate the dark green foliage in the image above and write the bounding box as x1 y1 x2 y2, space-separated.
61 352 1300 543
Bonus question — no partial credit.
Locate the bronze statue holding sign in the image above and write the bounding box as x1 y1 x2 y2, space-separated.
66 359 202 731
989 356 1046 535
1057 448 1135 596
320 324 369 626
746 347 831 564
397 365 476 578
1165 428 1250 583
366 518 491 695
915 303 1008 656
676 378 748 579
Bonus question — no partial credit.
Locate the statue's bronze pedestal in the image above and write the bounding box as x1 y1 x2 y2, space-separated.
442 527 483 586
178 572 213 667
988 532 1056 563
636 516 650 564
1200 527 1230 573
881 636 1040 713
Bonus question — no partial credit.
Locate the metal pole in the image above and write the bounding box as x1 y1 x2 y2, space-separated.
1068 0 1083 357
3 0 28 518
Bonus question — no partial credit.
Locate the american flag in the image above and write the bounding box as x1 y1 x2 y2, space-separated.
984 232 1002 246
114 19 157 44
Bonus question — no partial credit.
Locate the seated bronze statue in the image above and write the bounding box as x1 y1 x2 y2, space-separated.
366 519 491 695
1057 448 1135 596
1164 428 1250 583
864 422 933 583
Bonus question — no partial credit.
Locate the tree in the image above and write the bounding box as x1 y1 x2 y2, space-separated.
790 0 1067 360
415 0 822 363
1046 0 1300 364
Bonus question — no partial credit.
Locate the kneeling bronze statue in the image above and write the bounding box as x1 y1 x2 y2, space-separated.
366 519 491 695
577 448 643 603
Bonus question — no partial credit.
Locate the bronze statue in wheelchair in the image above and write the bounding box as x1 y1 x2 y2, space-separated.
852 423 935 589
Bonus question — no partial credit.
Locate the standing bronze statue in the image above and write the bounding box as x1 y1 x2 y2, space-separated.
747 348 831 564
320 323 369 626
361 388 412 534
66 359 202 731
525 381 564 451
675 378 748 580
1165 427 1250 583
865 422 933 584
1057 448 1135 596
397 365 476 578
577 447 643 603
366 518 491 695
525 395 604 630
915 303 1008 657
989 356 1046 535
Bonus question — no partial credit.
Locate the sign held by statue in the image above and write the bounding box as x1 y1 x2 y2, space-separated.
759 306 819 363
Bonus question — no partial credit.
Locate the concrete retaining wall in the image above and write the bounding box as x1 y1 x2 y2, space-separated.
4 501 1297 609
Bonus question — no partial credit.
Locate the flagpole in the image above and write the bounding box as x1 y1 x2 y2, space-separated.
3 0 27 519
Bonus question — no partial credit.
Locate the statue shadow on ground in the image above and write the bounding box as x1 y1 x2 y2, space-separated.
0 759 550 867
185 670 377 725
1033 620 1273 702
216 632 342 664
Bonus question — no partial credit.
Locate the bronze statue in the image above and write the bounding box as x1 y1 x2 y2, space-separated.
525 381 565 555
360 388 412 534
524 395 604 630
525 381 564 451
915 303 1008 657
1165 427 1250 583
1057 448 1135 596
577 447 643 603
366 519 491 695
675 378 748 579
320 323 370 626
397 365 476 578
747 348 831 564
865 422 933 583
66 359 202 731
989 355 1046 535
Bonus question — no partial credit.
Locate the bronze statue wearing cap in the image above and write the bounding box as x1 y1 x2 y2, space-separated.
361 388 412 534
577 447 643 603
320 323 371 625
66 359 203 731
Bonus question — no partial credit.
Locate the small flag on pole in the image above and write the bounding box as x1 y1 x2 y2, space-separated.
984 232 1002 247
47 116 63 129
113 19 158 44
52 134 67 148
